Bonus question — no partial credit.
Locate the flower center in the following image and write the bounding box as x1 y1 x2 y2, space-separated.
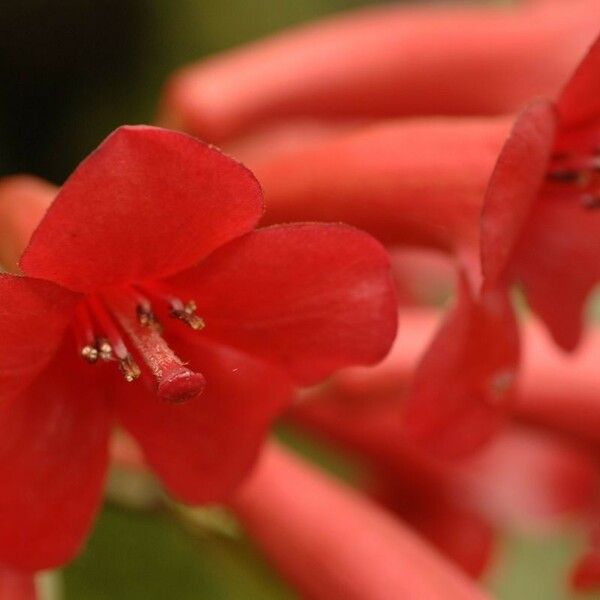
547 147 600 209
74 286 206 403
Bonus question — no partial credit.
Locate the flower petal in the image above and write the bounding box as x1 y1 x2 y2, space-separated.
558 34 600 128
508 189 600 350
0 274 79 402
159 0 598 141
0 340 111 570
167 224 397 385
571 550 600 592
20 126 263 293
251 119 508 255
480 100 557 289
116 336 292 503
401 503 495 580
0 566 36 600
404 274 520 457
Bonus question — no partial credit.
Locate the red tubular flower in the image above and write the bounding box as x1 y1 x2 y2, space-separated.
0 126 397 570
229 443 491 600
0 176 54 273
515 319 600 445
159 0 600 143
238 117 519 455
289 309 597 531
0 566 36 600
248 118 510 264
481 34 600 350
571 550 600 593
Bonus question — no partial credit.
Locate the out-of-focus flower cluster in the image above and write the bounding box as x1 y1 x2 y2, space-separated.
1 1 600 598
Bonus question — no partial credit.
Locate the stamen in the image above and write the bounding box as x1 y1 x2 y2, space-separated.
138 283 205 332
169 299 205 331
105 291 205 403
81 345 99 364
547 169 584 183
74 304 99 364
97 338 114 361
136 303 162 331
87 296 141 383
119 355 142 382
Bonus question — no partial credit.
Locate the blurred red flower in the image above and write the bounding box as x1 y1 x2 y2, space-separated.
0 126 397 570
482 35 600 351
0 565 36 600
288 309 598 576
159 0 600 143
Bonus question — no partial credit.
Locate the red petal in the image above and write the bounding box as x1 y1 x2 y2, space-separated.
0 274 79 402
230 443 489 600
509 191 600 350
116 336 292 503
0 566 36 600
558 34 600 128
159 0 598 141
0 176 56 274
404 274 520 457
167 224 397 385
252 119 508 254
20 126 263 292
480 100 557 288
0 341 111 570
403 503 495 580
571 551 600 592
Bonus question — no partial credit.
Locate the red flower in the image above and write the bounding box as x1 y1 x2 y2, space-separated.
482 35 600 350
229 443 490 600
159 0 600 143
0 126 397 570
0 566 35 600
288 309 597 575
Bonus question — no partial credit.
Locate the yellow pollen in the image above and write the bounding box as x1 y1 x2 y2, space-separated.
118 355 141 382
81 345 99 363
170 300 205 330
98 339 114 361
136 304 162 331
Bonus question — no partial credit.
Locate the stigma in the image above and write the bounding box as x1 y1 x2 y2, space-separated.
74 287 206 403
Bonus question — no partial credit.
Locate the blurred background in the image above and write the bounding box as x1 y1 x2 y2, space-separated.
0 0 391 183
1 1 593 599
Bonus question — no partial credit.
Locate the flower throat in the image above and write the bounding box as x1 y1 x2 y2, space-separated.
74 285 205 403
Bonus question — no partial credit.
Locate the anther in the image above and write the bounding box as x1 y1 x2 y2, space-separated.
87 296 141 383
119 355 142 382
81 345 99 364
97 338 114 361
136 303 162 331
170 299 205 331
547 169 584 183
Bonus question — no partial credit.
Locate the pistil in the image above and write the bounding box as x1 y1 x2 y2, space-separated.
105 290 205 403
